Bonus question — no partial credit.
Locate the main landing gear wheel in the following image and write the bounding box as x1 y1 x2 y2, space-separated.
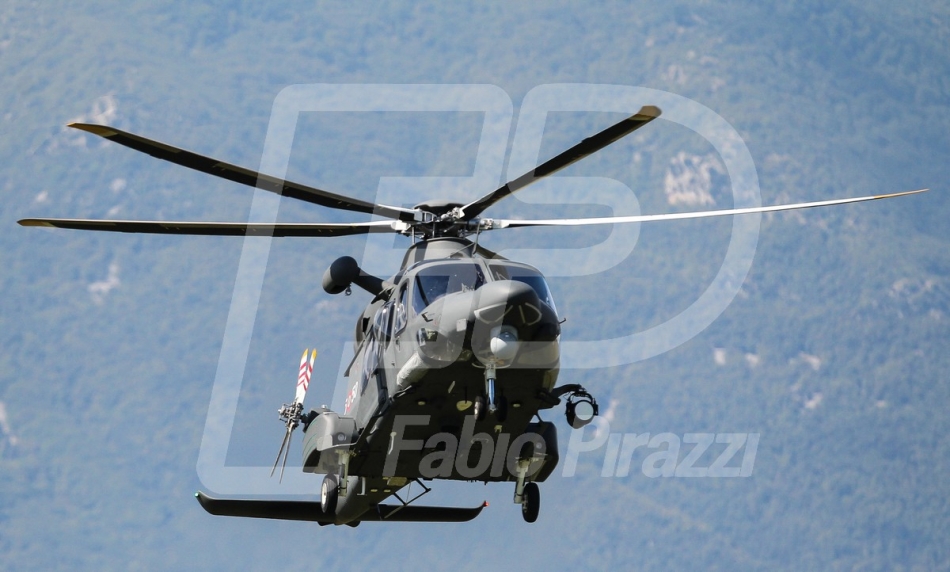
473 395 486 421
521 481 540 523
321 474 339 515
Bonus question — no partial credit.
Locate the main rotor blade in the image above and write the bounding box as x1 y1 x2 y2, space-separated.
69 123 417 222
18 218 404 237
460 106 661 218
485 189 929 229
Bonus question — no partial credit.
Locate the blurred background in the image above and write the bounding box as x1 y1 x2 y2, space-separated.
1 2 948 570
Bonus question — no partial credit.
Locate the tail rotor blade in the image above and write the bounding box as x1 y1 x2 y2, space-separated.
278 432 293 483
295 349 317 405
270 428 292 478
295 349 310 404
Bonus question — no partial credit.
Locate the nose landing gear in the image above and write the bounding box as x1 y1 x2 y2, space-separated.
513 457 541 523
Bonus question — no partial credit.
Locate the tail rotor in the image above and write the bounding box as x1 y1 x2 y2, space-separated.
271 349 317 482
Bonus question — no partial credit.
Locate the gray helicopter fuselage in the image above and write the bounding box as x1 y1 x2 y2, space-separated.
302 238 564 523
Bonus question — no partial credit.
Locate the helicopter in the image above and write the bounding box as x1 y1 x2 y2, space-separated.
19 105 926 525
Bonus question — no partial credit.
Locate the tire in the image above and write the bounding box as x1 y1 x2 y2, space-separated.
473 395 486 421
321 474 339 515
521 481 540 523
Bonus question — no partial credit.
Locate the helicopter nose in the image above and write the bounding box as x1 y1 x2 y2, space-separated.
472 280 542 328
468 280 559 367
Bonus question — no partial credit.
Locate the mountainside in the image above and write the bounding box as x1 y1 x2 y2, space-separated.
2 2 949 570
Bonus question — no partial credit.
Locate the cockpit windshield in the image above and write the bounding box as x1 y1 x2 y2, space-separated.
489 263 557 313
412 262 486 313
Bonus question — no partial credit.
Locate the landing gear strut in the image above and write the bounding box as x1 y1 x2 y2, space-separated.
479 362 509 420
512 457 541 523
484 362 498 414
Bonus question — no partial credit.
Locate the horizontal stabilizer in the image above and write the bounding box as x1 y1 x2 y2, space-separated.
196 491 334 523
195 491 485 524
360 502 486 523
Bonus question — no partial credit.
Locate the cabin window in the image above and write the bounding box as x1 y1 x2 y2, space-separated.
360 329 378 394
411 263 486 313
374 300 395 342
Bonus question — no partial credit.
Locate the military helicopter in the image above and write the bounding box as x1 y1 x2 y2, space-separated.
19 106 926 525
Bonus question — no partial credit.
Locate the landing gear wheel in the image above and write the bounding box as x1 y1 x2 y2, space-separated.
521 481 540 523
320 474 339 515
473 395 486 421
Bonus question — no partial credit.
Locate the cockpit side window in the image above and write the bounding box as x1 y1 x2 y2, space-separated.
489 263 557 314
411 263 485 313
393 283 408 334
